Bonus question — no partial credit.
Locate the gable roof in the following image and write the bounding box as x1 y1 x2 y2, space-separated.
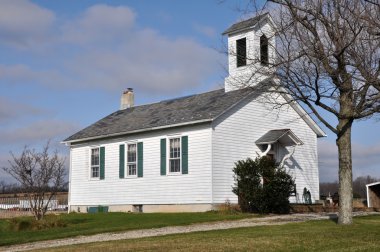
63 79 326 144
63 88 254 144
255 129 303 146
222 13 269 35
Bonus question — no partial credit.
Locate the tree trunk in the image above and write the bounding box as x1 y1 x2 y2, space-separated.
336 118 353 225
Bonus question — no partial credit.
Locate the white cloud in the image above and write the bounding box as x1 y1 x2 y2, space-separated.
155 11 172 23
0 96 44 124
0 64 35 82
60 4 222 94
66 30 221 93
193 23 217 38
0 120 79 145
318 139 380 182
0 64 69 88
0 0 55 48
61 4 136 45
0 4 222 95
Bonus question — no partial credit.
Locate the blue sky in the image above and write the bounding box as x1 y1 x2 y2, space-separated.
0 0 379 183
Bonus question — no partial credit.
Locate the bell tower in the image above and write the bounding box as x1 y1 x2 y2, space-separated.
222 13 276 92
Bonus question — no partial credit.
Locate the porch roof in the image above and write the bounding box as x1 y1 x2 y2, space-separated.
255 129 303 146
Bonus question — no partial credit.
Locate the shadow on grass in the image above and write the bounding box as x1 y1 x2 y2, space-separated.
326 213 338 224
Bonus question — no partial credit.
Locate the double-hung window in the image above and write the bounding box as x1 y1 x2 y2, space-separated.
127 143 137 176
169 138 181 173
90 147 100 178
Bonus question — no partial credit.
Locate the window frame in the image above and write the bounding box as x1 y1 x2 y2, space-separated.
89 146 100 180
167 136 182 175
125 142 138 178
236 37 247 68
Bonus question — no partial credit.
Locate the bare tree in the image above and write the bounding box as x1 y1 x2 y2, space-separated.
0 181 6 194
353 175 378 198
2 142 67 220
234 0 380 224
319 181 339 196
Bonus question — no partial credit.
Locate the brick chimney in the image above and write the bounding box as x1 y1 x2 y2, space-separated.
120 88 134 110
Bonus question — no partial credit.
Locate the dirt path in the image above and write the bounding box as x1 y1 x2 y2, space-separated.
2 212 378 252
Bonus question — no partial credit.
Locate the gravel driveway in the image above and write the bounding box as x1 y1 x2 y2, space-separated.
2 212 378 252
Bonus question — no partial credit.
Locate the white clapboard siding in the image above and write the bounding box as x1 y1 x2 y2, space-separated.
211 93 320 204
69 124 212 206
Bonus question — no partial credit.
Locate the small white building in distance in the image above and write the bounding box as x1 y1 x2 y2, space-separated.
63 13 326 213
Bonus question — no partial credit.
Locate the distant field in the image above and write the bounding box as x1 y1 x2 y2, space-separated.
39 215 380 252
0 212 253 246
0 192 68 198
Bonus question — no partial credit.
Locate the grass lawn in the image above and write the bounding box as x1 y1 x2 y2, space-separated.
38 215 380 252
0 211 253 246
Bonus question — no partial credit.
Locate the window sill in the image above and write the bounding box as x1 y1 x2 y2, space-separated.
167 172 182 176
236 65 247 68
122 176 139 179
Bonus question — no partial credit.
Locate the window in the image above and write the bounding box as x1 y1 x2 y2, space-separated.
169 138 181 173
236 38 247 67
127 143 137 176
260 35 269 65
90 148 100 178
160 136 188 176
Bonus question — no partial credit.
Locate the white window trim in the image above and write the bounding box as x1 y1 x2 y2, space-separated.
125 141 138 178
167 136 182 175
89 146 100 180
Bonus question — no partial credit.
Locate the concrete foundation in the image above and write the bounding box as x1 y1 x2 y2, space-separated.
69 204 215 213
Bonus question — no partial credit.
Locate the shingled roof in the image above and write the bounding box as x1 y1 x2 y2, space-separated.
222 13 268 35
63 88 255 143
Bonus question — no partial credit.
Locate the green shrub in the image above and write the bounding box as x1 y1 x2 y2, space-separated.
232 157 295 214
7 215 67 231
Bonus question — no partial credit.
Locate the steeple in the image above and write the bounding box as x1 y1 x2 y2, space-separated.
223 13 276 92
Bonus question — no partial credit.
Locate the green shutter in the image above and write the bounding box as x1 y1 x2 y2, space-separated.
100 146 105 180
119 144 125 178
181 136 188 174
137 142 143 177
160 138 166 175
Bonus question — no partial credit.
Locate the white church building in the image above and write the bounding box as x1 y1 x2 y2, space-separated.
63 13 326 213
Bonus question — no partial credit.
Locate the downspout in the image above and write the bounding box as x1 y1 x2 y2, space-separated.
259 144 272 157
258 144 271 186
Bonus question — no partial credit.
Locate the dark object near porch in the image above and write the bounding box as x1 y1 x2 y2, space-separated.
303 188 312 204
332 192 339 207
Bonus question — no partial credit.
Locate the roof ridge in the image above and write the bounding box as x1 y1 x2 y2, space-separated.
222 12 269 35
116 88 225 112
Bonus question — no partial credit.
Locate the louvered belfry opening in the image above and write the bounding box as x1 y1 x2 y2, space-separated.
260 34 269 65
236 37 247 67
